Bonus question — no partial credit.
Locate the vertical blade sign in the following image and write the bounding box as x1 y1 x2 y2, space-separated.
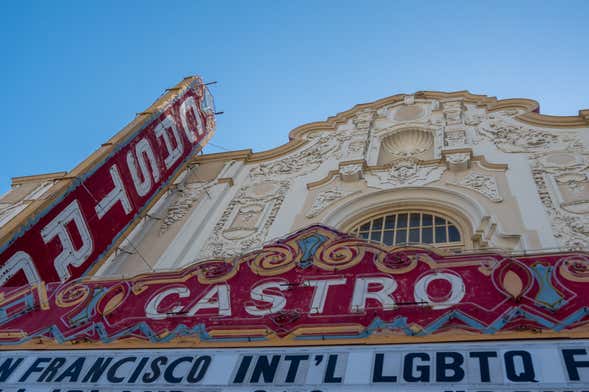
0 77 216 286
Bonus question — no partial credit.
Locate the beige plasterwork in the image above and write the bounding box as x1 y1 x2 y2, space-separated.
300 158 534 251
3 88 586 278
190 91 588 171
97 159 231 277
306 154 507 191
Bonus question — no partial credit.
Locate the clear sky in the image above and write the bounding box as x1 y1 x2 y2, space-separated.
0 1 587 194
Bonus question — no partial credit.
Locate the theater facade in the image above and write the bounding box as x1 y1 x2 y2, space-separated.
0 79 589 391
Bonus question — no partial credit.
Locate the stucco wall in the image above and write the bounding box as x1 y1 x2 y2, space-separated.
94 92 589 276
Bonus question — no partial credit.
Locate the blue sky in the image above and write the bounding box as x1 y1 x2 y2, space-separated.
0 1 588 194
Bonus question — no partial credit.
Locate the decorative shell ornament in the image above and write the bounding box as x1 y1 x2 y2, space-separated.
382 129 433 157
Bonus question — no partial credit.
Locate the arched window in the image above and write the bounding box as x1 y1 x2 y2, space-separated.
350 211 462 246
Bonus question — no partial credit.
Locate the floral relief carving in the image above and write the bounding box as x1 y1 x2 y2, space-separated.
453 173 503 202
340 163 363 177
444 127 467 147
372 157 446 188
305 187 359 218
555 172 588 194
445 152 470 171
464 110 485 126
446 152 470 165
200 181 290 259
160 181 216 233
531 153 589 250
347 141 365 155
551 211 589 251
353 108 376 131
479 123 582 153
249 135 343 179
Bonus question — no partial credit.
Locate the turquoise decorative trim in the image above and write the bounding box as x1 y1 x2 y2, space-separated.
530 264 565 310
296 233 328 268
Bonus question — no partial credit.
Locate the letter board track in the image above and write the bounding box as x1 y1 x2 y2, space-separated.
1 340 589 391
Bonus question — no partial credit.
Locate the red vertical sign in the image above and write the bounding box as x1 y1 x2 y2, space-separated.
0 77 216 286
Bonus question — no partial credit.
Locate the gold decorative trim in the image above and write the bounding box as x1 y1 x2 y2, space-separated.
3 329 589 351
306 170 340 190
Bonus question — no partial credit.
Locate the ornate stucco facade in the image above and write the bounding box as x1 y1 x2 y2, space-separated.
21 91 580 277
2 89 589 390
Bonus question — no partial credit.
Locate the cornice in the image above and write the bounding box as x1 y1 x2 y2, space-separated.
193 91 588 168
516 111 589 128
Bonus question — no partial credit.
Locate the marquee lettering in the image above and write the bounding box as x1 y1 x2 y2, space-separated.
0 226 588 345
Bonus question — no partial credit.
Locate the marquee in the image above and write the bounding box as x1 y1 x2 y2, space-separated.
1 340 589 391
1 225 588 347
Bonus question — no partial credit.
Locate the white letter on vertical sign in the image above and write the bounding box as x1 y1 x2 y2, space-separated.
145 286 190 320
414 272 465 310
0 251 41 287
351 277 397 312
179 96 204 143
245 281 288 316
127 138 161 197
41 200 93 281
304 278 347 314
154 115 183 169
187 284 231 316
94 165 132 219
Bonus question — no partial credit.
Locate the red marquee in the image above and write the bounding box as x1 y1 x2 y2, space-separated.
0 225 588 346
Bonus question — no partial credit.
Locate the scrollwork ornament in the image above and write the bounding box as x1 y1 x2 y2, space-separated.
56 283 91 308
372 157 446 188
558 255 589 282
478 123 582 153
194 259 238 284
446 153 470 165
456 173 503 202
313 238 367 271
306 188 357 218
373 251 418 274
249 244 297 276
200 180 290 259
249 136 342 179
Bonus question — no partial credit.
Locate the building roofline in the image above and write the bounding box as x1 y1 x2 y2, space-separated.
193 90 588 166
